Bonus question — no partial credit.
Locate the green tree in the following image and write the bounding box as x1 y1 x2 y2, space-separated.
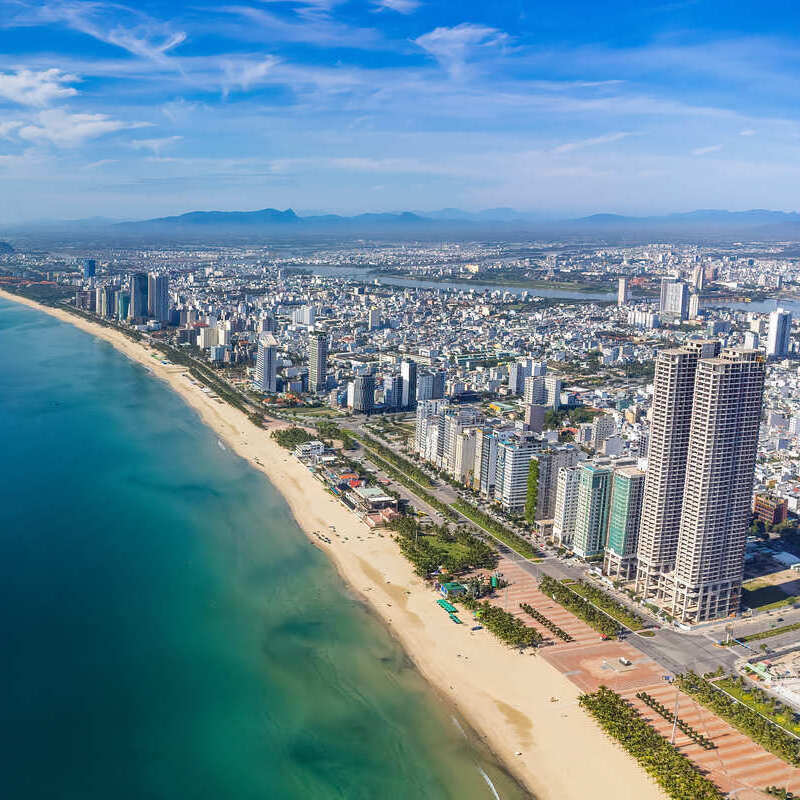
525 458 539 524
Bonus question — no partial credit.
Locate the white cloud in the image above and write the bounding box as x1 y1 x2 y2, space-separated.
221 56 280 95
130 135 182 155
739 128 756 136
414 23 508 78
0 68 79 106
373 0 420 13
160 98 200 122
691 144 723 155
553 131 633 154
35 1 187 63
222 5 381 50
17 109 148 146
0 120 22 137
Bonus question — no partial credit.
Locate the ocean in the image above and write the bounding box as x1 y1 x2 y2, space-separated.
0 296 528 800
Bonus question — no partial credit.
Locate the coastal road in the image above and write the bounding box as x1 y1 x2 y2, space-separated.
346 421 742 677
508 556 739 675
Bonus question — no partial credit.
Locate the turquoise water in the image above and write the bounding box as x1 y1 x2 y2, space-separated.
0 297 528 800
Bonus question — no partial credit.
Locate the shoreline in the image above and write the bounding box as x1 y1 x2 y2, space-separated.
0 288 666 800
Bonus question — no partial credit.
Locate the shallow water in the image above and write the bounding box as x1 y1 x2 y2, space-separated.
0 297 531 800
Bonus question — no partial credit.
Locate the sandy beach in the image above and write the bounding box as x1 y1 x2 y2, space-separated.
1 288 666 800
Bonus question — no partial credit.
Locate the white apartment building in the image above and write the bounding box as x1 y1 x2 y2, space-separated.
553 465 581 546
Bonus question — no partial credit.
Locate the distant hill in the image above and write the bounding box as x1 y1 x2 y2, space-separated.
115 207 437 235
8 206 800 244
118 207 302 229
0 240 13 254
569 209 800 231
121 206 800 235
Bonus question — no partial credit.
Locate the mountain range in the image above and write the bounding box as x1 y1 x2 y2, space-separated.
5 208 800 244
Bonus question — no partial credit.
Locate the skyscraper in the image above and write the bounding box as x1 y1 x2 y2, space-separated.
99 286 115 318
352 374 375 413
383 374 402 409
115 291 130 321
82 258 96 279
523 375 545 405
495 432 539 514
415 398 448 459
431 370 446 400
528 445 579 521
544 375 562 409
453 430 477 484
671 349 765 622
147 273 170 322
128 272 148 321
400 359 417 409
308 330 328 393
766 308 792 359
523 374 561 409
617 277 629 306
636 340 719 600
659 278 689 321
442 405 482 475
472 425 498 496
688 292 700 320
604 466 645 580
552 465 581 547
255 333 279 393
573 463 613 558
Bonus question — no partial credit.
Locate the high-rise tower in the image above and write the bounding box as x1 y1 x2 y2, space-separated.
147 273 170 322
635 340 719 599
671 349 765 622
400 359 417 409
128 272 148 321
604 466 645 580
766 308 792 359
308 330 328 393
255 333 279 393
617 277 629 306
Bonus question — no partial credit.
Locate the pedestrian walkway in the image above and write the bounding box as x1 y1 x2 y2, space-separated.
481 556 800 799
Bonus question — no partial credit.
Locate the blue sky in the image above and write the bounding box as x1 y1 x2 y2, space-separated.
1 0 799 222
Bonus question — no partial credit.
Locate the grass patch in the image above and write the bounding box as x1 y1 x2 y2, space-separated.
678 672 800 765
741 583 796 609
451 501 538 559
349 432 434 488
272 427 314 450
723 621 800 646
715 676 800 738
389 517 497 577
566 580 646 631
539 576 619 638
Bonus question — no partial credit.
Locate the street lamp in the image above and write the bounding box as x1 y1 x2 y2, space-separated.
662 674 680 744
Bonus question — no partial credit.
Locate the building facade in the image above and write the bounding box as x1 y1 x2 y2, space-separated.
128 272 148 321
635 340 720 600
552 465 581 547
308 330 328 393
573 463 613 558
255 333 278 393
671 349 766 622
766 308 792 358
604 466 645 580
